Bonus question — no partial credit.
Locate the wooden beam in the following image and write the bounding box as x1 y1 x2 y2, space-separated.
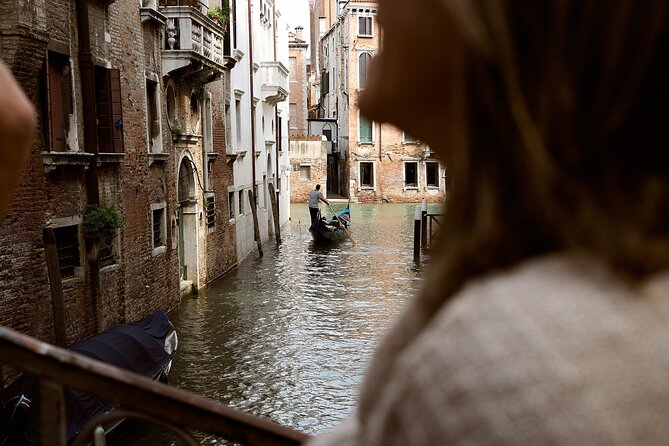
268 182 281 244
43 228 67 347
248 190 263 257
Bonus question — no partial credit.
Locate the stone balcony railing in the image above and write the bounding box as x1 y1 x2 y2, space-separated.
159 2 227 80
260 61 289 106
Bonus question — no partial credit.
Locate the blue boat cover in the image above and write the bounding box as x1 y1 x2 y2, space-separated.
1 310 174 442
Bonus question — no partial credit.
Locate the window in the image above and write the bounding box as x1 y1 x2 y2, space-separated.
239 190 244 215
152 206 166 250
404 162 418 188
235 99 242 146
205 195 216 228
321 71 330 96
359 114 373 143
322 128 332 141
53 225 80 279
166 83 177 128
403 132 417 144
42 51 74 152
360 162 374 188
300 165 311 181
359 16 373 36
146 79 162 153
359 53 372 89
95 67 124 153
426 162 440 188
228 191 235 219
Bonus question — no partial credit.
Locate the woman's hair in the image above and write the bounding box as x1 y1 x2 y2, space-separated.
360 0 669 414
427 0 669 307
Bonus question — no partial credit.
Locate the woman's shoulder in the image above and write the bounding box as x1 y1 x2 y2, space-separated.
384 252 669 444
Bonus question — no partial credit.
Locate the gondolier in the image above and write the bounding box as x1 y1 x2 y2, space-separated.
308 184 329 224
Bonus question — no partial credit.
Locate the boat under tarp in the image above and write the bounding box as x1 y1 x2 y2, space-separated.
0 310 177 444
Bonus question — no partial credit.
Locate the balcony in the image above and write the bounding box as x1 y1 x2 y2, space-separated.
260 62 289 106
160 1 228 81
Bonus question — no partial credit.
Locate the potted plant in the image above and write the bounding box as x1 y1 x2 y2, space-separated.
207 5 230 26
83 203 123 262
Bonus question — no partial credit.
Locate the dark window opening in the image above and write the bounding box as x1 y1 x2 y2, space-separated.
426 163 440 187
206 195 216 228
405 162 418 188
53 225 80 278
360 162 374 188
152 208 165 248
239 190 244 214
228 191 235 219
146 80 160 152
359 53 372 89
95 67 124 153
358 16 372 36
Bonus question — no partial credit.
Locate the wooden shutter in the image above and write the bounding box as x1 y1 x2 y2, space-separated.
48 52 67 151
43 51 53 152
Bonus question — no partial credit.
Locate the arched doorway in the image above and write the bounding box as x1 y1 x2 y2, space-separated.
177 156 198 285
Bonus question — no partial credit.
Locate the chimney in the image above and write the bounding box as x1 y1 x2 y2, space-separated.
295 26 304 41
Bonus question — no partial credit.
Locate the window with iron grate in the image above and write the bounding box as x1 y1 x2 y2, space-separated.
53 225 80 278
206 195 216 228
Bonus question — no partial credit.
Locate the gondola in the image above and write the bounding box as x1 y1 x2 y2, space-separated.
309 204 351 243
0 310 178 445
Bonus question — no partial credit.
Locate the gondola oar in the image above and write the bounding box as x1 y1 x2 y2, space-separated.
327 203 356 245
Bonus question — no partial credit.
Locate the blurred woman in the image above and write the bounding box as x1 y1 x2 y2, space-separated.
308 0 669 444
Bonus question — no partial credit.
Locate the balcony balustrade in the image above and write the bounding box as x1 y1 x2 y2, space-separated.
0 326 309 446
260 61 289 106
159 1 228 80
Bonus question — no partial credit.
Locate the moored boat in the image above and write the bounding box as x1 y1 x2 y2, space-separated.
0 310 177 445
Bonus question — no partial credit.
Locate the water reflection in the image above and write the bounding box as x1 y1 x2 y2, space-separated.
111 203 440 445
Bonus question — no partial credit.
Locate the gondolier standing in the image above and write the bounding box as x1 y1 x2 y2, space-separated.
308 184 329 225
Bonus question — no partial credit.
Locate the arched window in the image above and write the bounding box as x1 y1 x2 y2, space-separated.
359 52 372 89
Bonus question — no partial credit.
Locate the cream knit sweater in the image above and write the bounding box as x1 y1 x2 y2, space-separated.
307 253 669 445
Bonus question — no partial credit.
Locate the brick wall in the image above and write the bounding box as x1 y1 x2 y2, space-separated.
289 140 328 202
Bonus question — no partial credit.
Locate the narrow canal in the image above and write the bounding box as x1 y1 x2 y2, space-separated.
112 203 438 445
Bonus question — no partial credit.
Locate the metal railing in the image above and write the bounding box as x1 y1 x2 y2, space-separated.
0 326 309 446
413 200 446 262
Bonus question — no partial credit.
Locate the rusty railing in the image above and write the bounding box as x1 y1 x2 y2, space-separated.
0 326 310 446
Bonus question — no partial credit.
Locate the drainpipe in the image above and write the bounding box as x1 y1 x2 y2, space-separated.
247 0 257 200
77 0 100 333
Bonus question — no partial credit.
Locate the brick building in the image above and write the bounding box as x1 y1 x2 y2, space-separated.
0 0 238 379
316 0 447 203
288 26 309 136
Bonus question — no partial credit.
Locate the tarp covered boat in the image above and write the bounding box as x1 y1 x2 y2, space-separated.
0 310 177 445
309 205 351 243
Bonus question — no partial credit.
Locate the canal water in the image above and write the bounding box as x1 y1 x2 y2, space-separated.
111 202 439 445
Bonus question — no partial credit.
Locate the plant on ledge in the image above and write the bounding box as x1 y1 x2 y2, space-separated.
83 203 123 248
207 5 230 25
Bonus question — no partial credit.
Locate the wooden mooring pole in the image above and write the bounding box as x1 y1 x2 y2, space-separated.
414 205 421 263
268 182 281 244
248 190 264 257
421 198 428 249
43 228 67 347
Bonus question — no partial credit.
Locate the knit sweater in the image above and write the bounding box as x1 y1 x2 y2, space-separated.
306 253 669 445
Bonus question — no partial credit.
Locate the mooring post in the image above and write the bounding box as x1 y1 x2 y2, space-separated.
421 197 428 249
248 190 264 257
268 182 281 244
414 205 421 263
43 228 67 347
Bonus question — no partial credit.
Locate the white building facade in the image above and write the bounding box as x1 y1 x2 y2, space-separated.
228 0 291 262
